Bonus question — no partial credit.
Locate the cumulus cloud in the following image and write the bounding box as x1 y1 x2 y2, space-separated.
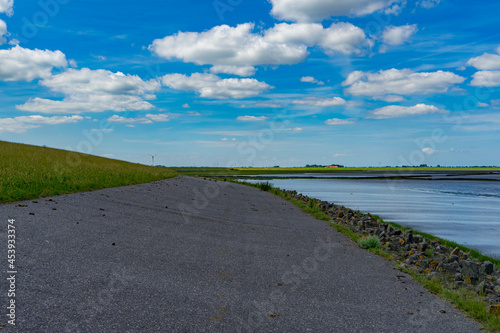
470 71 500 87
269 0 401 21
382 24 418 46
17 68 161 113
368 104 446 119
150 22 371 76
0 0 13 16
294 97 346 107
325 118 355 125
300 76 324 85
343 68 465 99
0 115 83 134
236 115 268 121
0 46 68 81
161 73 272 99
466 47 500 70
210 65 256 77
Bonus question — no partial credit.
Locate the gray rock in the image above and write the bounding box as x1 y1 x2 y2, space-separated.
419 242 429 252
462 260 484 284
404 230 413 243
443 262 461 275
482 261 494 275
451 247 461 256
413 234 423 244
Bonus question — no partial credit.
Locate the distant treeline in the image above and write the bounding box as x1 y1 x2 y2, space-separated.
305 164 345 168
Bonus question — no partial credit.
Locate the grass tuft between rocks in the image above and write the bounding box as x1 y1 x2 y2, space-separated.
358 236 382 249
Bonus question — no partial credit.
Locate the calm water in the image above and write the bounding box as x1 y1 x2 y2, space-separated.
246 177 500 258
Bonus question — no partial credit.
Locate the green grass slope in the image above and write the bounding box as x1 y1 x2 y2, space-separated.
0 141 177 203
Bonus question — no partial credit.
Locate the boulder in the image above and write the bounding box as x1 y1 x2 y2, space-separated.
462 260 485 284
482 261 494 275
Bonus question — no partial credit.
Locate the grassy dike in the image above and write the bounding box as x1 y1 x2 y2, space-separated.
0 141 177 203
215 178 500 332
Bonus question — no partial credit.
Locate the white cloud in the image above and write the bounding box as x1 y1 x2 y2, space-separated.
236 115 269 121
39 68 159 96
372 95 405 102
161 73 272 99
418 0 441 9
269 0 401 21
325 118 355 125
0 0 13 16
108 113 175 125
0 115 83 134
422 147 438 154
466 48 500 70
107 115 153 124
382 24 418 46
17 68 161 113
300 76 324 85
0 46 68 81
0 118 38 133
15 115 83 124
343 68 465 98
368 104 446 119
294 97 346 107
267 22 372 55
470 71 500 87
150 22 371 75
210 65 256 77
145 113 171 122
182 103 190 108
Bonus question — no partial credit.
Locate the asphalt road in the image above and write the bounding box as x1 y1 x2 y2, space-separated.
0 176 482 332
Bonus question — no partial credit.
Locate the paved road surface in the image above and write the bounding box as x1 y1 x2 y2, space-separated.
0 176 482 332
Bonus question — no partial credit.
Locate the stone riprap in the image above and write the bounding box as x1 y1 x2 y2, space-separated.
283 189 500 314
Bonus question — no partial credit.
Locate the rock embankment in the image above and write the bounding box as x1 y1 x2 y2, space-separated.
283 189 500 315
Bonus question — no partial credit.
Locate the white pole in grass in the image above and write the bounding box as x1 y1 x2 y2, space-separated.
148 154 157 166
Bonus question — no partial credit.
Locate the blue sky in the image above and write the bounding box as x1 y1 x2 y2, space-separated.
1 0 499 167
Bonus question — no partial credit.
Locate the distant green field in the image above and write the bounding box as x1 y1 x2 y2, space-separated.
175 166 500 176
0 141 177 203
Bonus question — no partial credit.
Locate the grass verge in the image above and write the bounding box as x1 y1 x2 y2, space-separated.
0 141 177 203
220 177 500 332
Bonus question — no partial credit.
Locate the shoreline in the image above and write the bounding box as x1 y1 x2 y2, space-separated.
225 175 500 260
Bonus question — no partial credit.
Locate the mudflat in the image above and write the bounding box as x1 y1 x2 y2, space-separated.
1 176 481 332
